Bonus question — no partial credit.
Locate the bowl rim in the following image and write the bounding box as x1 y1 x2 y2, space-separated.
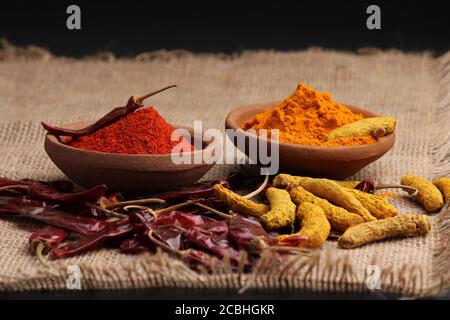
45 122 215 160
225 101 395 154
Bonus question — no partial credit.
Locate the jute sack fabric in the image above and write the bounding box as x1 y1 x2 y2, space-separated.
0 44 449 297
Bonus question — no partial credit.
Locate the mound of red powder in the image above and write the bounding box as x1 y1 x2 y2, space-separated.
69 107 195 154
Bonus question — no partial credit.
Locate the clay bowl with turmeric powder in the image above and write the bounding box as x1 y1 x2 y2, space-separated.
225 102 395 179
44 122 215 194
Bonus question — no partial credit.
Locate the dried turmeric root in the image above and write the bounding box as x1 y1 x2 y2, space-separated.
346 188 398 219
333 180 361 189
274 174 376 221
401 175 444 212
433 178 450 202
326 116 396 141
338 214 430 249
213 184 269 216
289 186 364 232
276 202 330 248
260 187 296 230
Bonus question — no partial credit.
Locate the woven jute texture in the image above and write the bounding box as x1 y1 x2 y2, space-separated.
0 45 449 297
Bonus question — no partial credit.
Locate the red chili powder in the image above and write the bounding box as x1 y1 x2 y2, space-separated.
69 107 195 154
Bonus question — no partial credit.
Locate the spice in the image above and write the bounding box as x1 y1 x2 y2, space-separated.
259 188 296 230
154 179 229 202
333 180 361 189
378 192 402 199
69 107 194 154
41 85 177 137
184 220 246 266
228 216 273 251
326 116 396 141
288 186 364 232
433 178 450 202
0 177 107 203
119 234 154 254
273 174 376 221
338 214 431 249
30 226 69 264
48 217 133 260
28 182 107 203
213 184 269 217
276 202 330 248
346 188 398 219
0 196 108 235
333 178 417 195
242 83 377 147
401 175 444 212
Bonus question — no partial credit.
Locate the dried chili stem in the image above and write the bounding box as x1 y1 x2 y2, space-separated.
0 185 28 192
243 175 269 199
375 184 419 196
148 230 184 256
151 198 202 217
194 202 235 219
34 242 49 267
132 85 178 105
87 202 127 218
106 198 166 210
157 224 188 233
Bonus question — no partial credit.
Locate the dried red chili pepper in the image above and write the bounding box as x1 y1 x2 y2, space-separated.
48 217 133 260
155 179 229 202
0 177 107 204
129 210 185 250
41 85 177 138
354 179 376 193
119 233 155 254
0 177 29 189
183 249 223 269
228 216 273 251
184 221 245 265
225 171 245 189
275 235 308 247
154 211 216 229
28 182 107 203
30 226 69 264
0 196 107 235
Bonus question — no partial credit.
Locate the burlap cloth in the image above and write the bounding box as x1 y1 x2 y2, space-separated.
0 42 449 297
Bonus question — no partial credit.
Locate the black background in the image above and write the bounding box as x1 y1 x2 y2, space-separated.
0 0 449 56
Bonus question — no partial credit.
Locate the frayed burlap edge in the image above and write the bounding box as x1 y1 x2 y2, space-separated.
1 239 445 298
0 38 443 63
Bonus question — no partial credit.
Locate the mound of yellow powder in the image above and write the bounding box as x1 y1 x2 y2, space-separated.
242 84 376 146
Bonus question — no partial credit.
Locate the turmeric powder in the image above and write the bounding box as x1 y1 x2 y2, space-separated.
338 214 431 249
276 202 330 248
242 83 376 147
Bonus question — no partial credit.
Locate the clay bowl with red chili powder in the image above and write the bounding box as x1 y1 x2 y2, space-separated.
225 103 395 179
44 122 215 194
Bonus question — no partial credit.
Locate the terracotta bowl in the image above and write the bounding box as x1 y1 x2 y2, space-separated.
44 122 215 194
225 102 395 179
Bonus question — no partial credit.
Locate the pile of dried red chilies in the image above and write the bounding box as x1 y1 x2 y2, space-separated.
0 174 300 270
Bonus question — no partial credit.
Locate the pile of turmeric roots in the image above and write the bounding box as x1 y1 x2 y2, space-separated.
214 174 450 249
